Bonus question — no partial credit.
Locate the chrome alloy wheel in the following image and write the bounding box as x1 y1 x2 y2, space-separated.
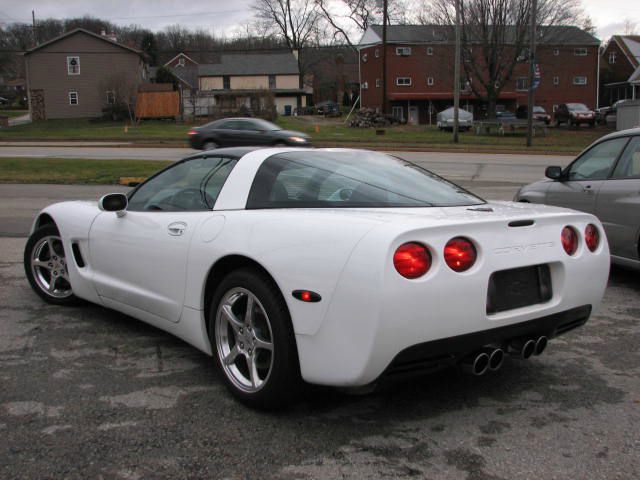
215 288 274 393
30 235 72 298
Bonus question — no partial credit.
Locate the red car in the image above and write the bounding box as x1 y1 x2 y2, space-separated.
554 103 596 127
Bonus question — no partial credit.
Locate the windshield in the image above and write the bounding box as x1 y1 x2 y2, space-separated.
567 103 589 111
533 106 545 113
246 151 485 209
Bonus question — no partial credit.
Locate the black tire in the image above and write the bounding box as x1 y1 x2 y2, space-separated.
273 141 288 147
208 268 302 409
24 225 80 306
202 140 218 150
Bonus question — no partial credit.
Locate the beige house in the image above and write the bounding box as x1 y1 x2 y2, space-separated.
167 51 310 116
24 29 148 120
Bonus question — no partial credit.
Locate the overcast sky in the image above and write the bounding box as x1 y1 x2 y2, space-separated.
0 0 638 40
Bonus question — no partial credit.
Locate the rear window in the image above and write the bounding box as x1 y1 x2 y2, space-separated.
246 151 484 209
567 103 588 111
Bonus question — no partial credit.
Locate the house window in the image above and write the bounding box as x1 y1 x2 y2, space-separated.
223 76 230 89
574 48 587 56
396 47 411 56
553 48 559 56
427 76 434 86
374 49 379 58
362 81 368 89
67 56 80 75
427 47 433 56
68 91 78 105
269 75 276 89
573 76 587 85
516 77 528 91
609 51 616 64
396 77 411 86
553 76 560 86
177 57 185 67
375 78 381 88
362 53 368 62
106 90 115 104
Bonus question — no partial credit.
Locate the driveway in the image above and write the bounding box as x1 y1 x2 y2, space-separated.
1 182 639 479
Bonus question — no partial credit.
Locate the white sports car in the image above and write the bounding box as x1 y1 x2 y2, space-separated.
25 148 610 409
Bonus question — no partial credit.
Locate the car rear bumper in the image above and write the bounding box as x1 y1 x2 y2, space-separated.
188 135 202 149
382 304 590 379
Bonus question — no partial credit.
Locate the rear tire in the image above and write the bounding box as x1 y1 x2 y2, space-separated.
24 225 80 306
202 140 218 150
209 268 301 409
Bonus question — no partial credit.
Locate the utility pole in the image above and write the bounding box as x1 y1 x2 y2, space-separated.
32 10 37 46
453 0 461 143
526 0 538 147
381 0 388 116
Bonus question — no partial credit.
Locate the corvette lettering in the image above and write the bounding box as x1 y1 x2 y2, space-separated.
493 242 554 255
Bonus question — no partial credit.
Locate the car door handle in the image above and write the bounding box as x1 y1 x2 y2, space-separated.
167 222 187 236
582 185 594 194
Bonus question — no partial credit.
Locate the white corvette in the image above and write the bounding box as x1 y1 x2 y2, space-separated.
25 148 610 408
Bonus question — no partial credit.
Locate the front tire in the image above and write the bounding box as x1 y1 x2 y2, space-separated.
209 268 301 409
202 140 218 150
24 225 79 306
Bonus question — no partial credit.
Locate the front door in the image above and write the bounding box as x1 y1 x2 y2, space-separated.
90 211 202 322
596 135 640 259
546 136 630 215
88 155 238 323
408 106 419 125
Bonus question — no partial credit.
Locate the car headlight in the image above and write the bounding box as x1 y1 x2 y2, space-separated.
289 136 307 143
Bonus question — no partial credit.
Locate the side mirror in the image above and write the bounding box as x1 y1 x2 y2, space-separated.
99 193 128 217
545 166 564 181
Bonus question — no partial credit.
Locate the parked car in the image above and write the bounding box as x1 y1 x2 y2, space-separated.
188 118 311 150
315 101 341 117
554 103 596 127
25 147 609 408
595 99 629 126
516 105 551 124
495 110 517 121
515 127 640 270
436 107 473 131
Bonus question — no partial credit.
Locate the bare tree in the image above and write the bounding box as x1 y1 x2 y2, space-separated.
100 72 139 123
253 0 321 51
623 18 638 35
425 0 583 118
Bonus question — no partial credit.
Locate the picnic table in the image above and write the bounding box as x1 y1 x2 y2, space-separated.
474 120 547 137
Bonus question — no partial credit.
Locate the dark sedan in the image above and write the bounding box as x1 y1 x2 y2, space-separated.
188 117 311 150
554 103 595 127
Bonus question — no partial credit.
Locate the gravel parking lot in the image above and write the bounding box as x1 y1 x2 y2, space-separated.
1 182 639 479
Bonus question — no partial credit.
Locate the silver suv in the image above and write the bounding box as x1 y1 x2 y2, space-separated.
515 128 640 270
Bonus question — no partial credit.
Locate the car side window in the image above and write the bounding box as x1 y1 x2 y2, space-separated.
567 138 629 181
127 156 238 212
612 136 640 179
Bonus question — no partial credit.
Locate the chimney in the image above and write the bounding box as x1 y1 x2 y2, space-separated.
100 28 106 36
107 32 118 42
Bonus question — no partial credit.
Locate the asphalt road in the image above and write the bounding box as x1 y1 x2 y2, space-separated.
1 183 639 479
0 144 574 184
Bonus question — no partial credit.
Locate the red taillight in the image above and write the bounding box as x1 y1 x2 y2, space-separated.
561 226 578 255
444 237 477 272
585 224 599 252
394 242 431 279
187 130 197 135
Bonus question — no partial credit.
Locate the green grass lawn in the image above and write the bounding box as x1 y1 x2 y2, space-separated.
0 109 29 118
0 116 607 153
0 157 171 184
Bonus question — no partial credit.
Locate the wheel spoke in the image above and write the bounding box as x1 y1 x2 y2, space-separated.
244 295 254 326
254 336 273 352
33 259 50 270
223 345 240 366
248 352 261 388
221 304 243 332
45 237 56 257
47 276 57 293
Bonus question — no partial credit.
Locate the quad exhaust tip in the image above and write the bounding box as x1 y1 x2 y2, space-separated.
487 348 504 371
461 352 490 376
534 336 548 356
508 339 537 360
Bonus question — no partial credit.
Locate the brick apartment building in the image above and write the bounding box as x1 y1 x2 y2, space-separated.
358 25 599 124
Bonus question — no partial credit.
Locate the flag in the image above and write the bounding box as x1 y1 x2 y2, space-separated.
532 63 541 90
